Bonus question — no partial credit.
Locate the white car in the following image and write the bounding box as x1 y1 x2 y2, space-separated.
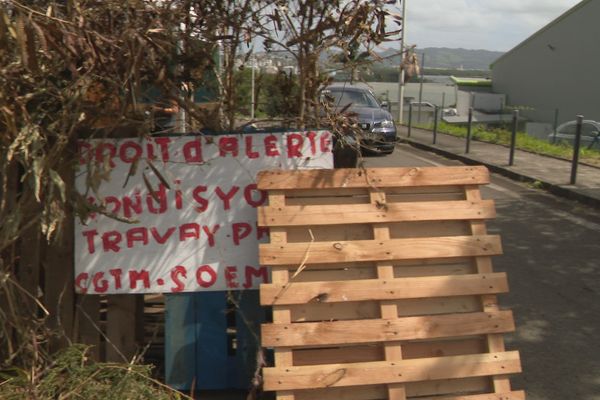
549 119 600 149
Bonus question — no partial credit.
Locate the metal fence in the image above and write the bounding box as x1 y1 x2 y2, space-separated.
405 104 589 185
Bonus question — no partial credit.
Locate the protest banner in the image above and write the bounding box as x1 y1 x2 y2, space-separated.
74 131 333 294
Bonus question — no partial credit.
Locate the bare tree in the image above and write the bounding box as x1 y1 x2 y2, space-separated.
0 0 403 386
260 0 401 128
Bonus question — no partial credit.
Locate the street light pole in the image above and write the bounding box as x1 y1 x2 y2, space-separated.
397 0 407 124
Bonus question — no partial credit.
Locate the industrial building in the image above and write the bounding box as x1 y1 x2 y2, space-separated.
491 0 600 126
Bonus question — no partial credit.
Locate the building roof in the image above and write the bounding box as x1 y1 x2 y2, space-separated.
450 76 492 87
491 0 591 67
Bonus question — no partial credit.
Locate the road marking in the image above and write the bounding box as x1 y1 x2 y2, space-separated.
397 147 600 233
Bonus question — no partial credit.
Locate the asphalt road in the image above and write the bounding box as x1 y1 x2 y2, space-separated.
364 143 600 400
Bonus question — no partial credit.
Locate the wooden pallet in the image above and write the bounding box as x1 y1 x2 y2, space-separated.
257 166 524 400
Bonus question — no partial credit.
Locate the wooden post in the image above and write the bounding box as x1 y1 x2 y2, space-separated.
18 219 41 314
106 295 139 362
0 162 19 361
44 162 75 353
74 294 101 360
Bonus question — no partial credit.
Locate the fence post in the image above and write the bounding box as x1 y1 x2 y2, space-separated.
552 108 559 144
509 109 519 166
465 107 473 153
417 53 425 124
408 102 413 138
570 115 583 185
433 106 439 144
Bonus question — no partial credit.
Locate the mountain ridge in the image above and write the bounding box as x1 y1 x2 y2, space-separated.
376 47 504 70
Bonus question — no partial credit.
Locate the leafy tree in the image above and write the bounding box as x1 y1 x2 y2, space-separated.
262 71 300 119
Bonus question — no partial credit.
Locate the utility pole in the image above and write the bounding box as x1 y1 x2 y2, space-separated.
251 53 256 120
397 0 407 124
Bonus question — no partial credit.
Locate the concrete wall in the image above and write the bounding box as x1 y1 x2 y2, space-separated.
472 93 505 113
492 0 600 125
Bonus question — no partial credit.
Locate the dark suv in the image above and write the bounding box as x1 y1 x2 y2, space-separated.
321 84 397 155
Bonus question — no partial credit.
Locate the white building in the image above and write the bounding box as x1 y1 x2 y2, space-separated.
491 0 600 125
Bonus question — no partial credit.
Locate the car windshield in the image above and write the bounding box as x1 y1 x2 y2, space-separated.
326 88 379 108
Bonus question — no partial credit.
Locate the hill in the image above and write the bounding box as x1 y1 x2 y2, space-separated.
378 47 504 70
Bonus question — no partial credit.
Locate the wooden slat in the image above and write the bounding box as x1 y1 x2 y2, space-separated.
259 200 496 226
262 311 515 347
289 295 481 322
263 351 521 391
285 185 463 199
292 377 491 400
266 258 474 274
290 266 377 282
284 221 471 242
295 385 386 400
292 338 485 365
260 235 502 266
369 189 406 400
267 191 296 400
261 273 509 305
257 166 490 190
290 300 380 322
465 185 513 394
416 391 526 400
286 224 373 243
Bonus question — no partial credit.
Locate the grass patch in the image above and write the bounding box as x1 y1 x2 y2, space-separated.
415 121 600 166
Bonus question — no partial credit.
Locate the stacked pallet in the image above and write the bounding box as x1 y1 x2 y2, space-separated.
257 166 524 400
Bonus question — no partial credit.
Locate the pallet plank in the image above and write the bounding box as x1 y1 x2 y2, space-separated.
288 295 481 322
257 166 490 190
260 235 502 266
267 191 297 400
263 351 521 391
292 338 485 366
259 200 496 226
368 190 407 400
261 273 509 305
292 377 492 400
465 185 513 394
262 311 515 347
416 391 526 400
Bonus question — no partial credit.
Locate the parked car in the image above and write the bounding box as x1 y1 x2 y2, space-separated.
549 119 600 149
321 84 397 155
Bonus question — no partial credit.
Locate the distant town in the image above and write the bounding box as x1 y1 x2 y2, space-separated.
235 47 505 80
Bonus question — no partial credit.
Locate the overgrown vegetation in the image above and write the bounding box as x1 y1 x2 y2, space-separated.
0 345 186 399
0 0 403 396
415 121 600 166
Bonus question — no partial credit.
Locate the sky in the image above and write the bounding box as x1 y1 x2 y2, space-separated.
397 0 582 51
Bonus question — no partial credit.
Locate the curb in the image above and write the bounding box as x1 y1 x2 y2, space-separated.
398 136 600 208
